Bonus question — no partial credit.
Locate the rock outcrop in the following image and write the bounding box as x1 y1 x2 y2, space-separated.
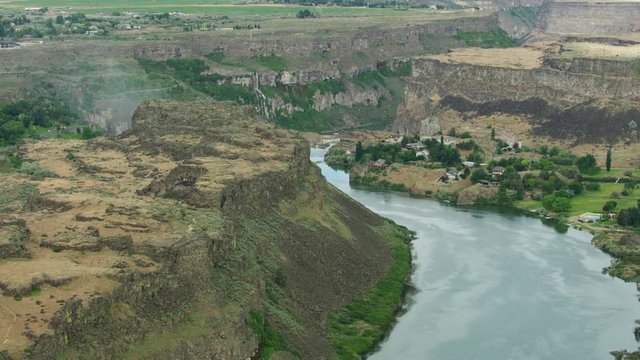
0 100 405 359
538 1 640 35
394 48 640 142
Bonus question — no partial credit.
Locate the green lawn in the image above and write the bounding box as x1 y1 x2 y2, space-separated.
515 183 640 217
582 168 640 179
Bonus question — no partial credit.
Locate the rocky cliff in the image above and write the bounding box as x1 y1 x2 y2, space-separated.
0 100 411 359
537 1 640 34
394 50 640 142
134 14 498 62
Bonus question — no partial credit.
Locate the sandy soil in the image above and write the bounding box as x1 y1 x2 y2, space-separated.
428 46 545 69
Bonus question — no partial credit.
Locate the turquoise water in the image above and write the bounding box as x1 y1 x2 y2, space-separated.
311 148 639 360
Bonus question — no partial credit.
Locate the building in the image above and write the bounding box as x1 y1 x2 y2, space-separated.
0 41 20 49
372 159 387 169
320 133 340 145
462 161 476 168
405 142 425 150
492 166 505 176
416 150 430 160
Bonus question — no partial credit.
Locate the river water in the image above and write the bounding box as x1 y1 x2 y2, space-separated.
311 148 639 360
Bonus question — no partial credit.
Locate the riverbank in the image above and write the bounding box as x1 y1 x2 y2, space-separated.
313 146 640 359
349 170 640 283
328 220 415 359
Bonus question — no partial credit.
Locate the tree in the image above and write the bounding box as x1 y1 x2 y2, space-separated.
606 148 612 173
552 197 572 213
296 9 315 18
354 141 364 162
603 200 617 213
490 128 495 140
576 154 598 174
629 120 638 131
467 151 484 164
470 168 490 183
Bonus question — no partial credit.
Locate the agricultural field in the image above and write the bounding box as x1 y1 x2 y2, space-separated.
0 0 436 16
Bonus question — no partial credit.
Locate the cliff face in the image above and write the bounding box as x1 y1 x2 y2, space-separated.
0 100 405 359
394 53 640 142
134 15 498 62
538 1 640 35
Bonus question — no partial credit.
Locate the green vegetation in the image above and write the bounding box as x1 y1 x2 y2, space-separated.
325 146 354 169
508 6 540 29
139 58 408 131
422 138 461 166
454 28 516 48
354 142 423 165
1 1 408 16
248 311 290 359
296 9 316 18
16 162 55 179
329 220 413 359
0 98 75 146
576 154 599 175
351 175 407 192
253 54 288 71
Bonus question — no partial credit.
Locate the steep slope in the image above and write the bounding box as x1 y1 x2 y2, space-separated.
0 100 412 359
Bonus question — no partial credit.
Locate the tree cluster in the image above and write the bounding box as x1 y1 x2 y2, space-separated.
617 200 640 227
0 98 76 145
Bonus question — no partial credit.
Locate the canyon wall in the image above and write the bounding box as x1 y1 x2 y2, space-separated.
394 57 640 140
0 100 406 359
538 1 640 34
134 14 498 62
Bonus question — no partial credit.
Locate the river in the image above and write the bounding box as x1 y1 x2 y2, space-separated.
311 148 640 360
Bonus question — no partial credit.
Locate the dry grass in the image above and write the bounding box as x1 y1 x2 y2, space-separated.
554 42 640 61
428 46 545 69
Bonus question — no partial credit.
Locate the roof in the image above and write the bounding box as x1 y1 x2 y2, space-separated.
492 166 506 171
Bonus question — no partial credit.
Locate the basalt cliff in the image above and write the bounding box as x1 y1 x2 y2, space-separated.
394 45 640 144
0 100 411 359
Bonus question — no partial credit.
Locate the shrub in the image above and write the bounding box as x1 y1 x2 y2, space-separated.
296 9 315 18
584 182 601 191
470 168 490 183
611 192 621 199
603 200 617 213
17 162 54 179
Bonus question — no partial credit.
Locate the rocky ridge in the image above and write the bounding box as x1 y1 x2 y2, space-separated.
0 100 404 359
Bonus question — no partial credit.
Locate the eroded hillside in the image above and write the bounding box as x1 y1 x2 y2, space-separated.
0 100 412 359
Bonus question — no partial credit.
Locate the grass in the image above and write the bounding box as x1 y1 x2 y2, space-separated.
569 183 639 216
328 220 413 360
581 168 640 179
454 28 516 48
253 54 288 71
515 183 640 217
248 311 290 359
0 1 410 16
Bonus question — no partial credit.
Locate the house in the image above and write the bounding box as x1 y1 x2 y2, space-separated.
492 166 505 176
462 161 476 168
416 150 430 160
320 133 340 145
405 142 425 150
478 179 491 186
372 159 387 169
0 41 20 49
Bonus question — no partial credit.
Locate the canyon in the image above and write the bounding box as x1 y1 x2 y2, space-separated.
0 100 412 359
